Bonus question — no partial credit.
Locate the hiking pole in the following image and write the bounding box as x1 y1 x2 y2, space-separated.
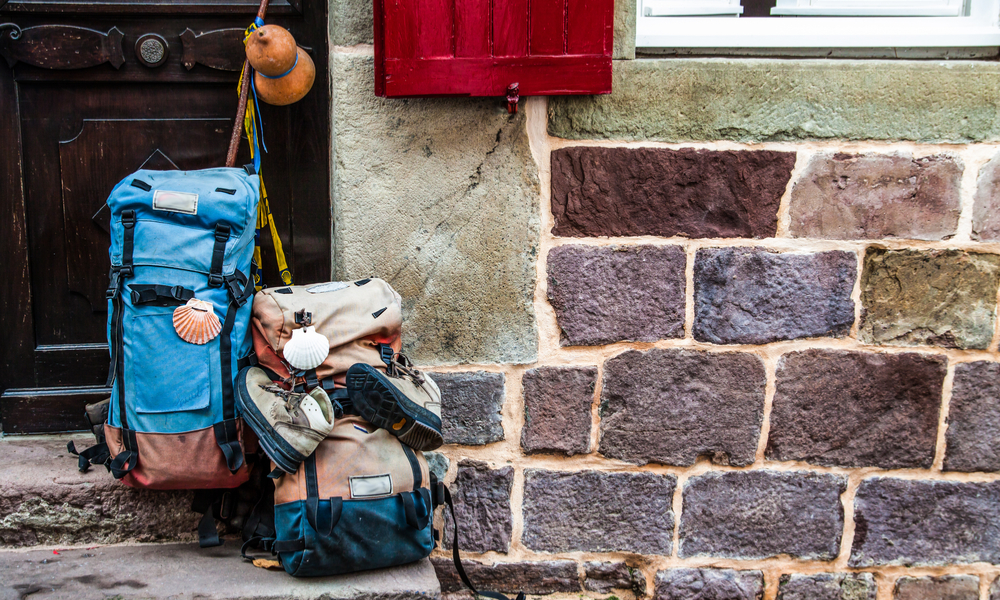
226 0 270 168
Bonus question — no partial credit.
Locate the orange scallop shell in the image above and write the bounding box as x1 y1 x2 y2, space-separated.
173 298 222 345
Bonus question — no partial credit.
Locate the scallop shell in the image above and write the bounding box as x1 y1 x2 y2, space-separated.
283 325 329 370
173 298 222 345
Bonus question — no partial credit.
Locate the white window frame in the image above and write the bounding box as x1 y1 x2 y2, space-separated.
636 0 1000 48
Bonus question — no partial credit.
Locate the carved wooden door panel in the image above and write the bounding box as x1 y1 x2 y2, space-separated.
0 1 330 433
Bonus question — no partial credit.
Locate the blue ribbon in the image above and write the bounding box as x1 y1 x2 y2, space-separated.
258 52 298 80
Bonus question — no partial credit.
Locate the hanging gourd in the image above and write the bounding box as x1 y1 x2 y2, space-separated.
244 24 315 106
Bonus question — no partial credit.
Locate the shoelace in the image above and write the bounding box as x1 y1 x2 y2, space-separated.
387 352 425 386
260 383 308 411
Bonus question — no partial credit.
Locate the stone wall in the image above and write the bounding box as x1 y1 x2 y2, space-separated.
336 6 1000 600
415 95 1000 599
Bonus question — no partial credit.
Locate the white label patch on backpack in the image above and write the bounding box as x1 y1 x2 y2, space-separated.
350 474 393 498
152 190 198 215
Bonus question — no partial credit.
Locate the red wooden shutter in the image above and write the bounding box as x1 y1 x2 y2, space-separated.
374 0 614 97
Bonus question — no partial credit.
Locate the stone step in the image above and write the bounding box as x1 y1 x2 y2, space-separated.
0 435 197 547
0 543 441 600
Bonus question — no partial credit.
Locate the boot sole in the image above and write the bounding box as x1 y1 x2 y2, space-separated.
236 366 308 475
346 364 444 451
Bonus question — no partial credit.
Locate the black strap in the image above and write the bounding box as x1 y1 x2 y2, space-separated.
214 420 243 474
401 444 422 488
304 454 342 536
198 505 222 548
105 210 139 479
109 428 138 479
214 270 251 474
105 209 136 389
208 223 231 288
129 284 195 306
67 440 110 473
379 343 393 368
121 210 136 277
400 444 430 530
443 485 524 600
272 538 305 553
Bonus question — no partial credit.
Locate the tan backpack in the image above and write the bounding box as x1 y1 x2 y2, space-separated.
250 279 402 389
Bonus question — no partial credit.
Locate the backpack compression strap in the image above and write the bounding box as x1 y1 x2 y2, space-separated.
435 477 526 600
107 209 139 480
215 267 255 475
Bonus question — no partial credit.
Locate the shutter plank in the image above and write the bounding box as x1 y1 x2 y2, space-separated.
530 0 567 55
382 55 611 96
567 0 613 54
456 0 491 57
494 0 528 57
383 0 417 59
415 0 456 57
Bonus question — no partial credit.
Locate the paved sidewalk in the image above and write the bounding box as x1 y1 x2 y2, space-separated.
0 543 441 600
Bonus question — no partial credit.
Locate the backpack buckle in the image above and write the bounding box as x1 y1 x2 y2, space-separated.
214 224 231 241
106 270 123 299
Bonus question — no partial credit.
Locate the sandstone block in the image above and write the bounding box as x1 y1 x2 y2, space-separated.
548 59 1000 143
654 569 764 600
600 349 766 467
972 153 1000 241
432 558 579 596
851 478 1000 566
432 371 505 446
442 461 513 553
521 366 596 456
944 361 1000 472
778 573 877 600
522 469 675 554
990 576 1000 600
789 153 962 240
694 248 856 344
860 248 1000 349
680 470 846 560
894 576 979 600
546 245 685 346
585 562 646 595
330 0 373 46
767 350 945 469
550 147 794 238
424 451 450 482
333 52 539 365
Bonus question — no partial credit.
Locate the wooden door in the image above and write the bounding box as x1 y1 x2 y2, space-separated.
0 0 330 434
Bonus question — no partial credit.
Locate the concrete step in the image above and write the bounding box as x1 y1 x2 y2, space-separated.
0 543 441 600
0 435 198 547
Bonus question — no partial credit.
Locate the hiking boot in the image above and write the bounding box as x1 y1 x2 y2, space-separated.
345 355 443 451
236 366 335 474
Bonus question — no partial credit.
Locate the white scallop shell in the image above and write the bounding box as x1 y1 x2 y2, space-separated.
283 325 329 370
172 298 222 345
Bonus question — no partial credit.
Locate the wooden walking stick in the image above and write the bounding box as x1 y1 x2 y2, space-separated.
226 0 270 168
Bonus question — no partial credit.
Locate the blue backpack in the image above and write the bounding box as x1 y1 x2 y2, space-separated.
99 166 260 492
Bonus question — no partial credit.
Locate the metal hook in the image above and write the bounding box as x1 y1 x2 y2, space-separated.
0 23 22 40
506 82 519 114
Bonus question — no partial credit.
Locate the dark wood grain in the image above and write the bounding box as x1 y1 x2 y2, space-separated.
0 24 124 69
0 0 330 434
0 35 34 400
2 1 299 15
1 387 110 434
180 27 245 71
